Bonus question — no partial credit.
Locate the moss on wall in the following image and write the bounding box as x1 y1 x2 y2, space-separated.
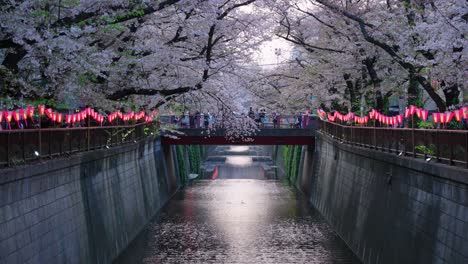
282 145 302 185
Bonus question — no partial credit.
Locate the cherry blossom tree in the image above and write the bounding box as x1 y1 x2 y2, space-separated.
261 0 466 112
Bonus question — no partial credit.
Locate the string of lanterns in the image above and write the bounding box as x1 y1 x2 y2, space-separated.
0 105 155 130
318 105 468 127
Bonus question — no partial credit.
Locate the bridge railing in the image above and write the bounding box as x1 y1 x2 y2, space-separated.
0 122 158 167
159 115 319 129
320 120 468 168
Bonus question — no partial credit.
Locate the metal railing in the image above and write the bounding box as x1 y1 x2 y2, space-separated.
320 120 468 168
0 122 158 167
158 115 319 129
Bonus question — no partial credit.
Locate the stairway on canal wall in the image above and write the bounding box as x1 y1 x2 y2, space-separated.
299 132 468 264
0 137 179 264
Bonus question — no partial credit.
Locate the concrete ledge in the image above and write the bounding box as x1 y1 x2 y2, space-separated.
0 136 158 185
318 132 468 185
306 132 468 264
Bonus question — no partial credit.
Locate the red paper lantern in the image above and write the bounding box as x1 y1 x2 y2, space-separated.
13 111 20 122
5 111 13 123
445 112 453 124
454 109 463 122
462 107 468 119
19 109 27 120
0 112 3 123
416 108 421 118
27 106 35 118
404 108 410 118
409 105 417 115
72 114 77 123
38 105 46 115
421 110 428 121
397 115 403 124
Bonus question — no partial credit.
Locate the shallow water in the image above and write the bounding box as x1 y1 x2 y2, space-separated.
115 176 360 263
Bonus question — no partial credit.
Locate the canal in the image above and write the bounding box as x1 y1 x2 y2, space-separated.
115 146 360 263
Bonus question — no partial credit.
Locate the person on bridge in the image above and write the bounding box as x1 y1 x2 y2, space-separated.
272 112 279 128
296 113 302 128
248 107 255 119
259 109 266 127
204 113 209 128
208 113 214 128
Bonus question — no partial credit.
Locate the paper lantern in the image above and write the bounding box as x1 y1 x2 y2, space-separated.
416 108 421 118
5 111 13 123
409 105 417 115
432 113 440 123
19 109 27 120
72 114 77 123
13 111 20 122
27 106 35 118
397 115 403 124
404 108 410 118
445 112 453 124
462 107 468 119
0 112 3 123
421 110 429 121
38 105 46 115
440 113 446 124
454 109 463 122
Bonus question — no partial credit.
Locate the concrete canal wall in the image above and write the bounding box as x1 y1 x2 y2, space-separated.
0 137 179 264
301 132 468 264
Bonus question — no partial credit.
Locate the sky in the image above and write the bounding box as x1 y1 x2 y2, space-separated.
239 3 293 69
254 37 292 68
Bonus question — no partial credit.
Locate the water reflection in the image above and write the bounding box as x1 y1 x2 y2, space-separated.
114 146 360 264
225 156 252 167
115 180 360 264
228 146 250 152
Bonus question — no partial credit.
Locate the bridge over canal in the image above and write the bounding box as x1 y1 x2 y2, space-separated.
161 127 316 145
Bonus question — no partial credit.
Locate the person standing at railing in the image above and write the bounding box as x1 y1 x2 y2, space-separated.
181 114 188 128
189 113 195 128
272 112 279 128
259 109 266 127
204 113 209 128
208 113 214 128
296 113 302 128
248 107 255 120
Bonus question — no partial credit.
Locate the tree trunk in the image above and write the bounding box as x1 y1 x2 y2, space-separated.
440 81 460 107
